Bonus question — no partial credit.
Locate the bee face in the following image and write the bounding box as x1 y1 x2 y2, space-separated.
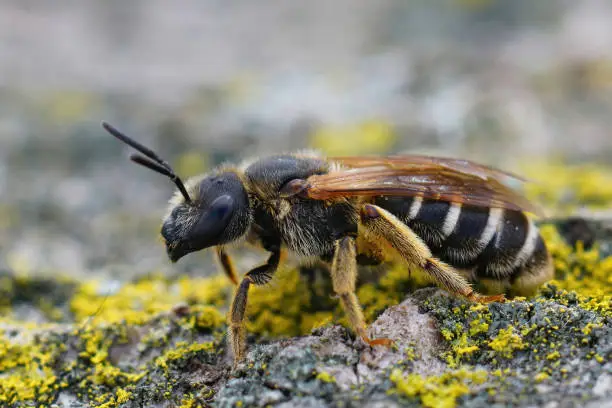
161 171 251 262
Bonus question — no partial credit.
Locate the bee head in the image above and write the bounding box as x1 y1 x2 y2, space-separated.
102 121 251 263
161 171 250 262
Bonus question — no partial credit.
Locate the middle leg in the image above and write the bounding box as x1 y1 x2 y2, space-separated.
331 236 393 346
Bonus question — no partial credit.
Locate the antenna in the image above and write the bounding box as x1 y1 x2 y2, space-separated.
101 121 192 203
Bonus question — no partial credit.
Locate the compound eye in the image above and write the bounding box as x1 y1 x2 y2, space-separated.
279 178 308 198
189 194 235 247
209 195 234 222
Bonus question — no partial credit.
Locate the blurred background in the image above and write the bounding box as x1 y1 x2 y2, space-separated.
1 0 612 282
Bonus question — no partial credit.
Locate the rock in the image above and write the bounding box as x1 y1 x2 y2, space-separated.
0 217 611 407
594 374 612 398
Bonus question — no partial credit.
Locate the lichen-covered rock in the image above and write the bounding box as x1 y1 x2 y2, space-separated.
0 272 609 407
1 164 612 407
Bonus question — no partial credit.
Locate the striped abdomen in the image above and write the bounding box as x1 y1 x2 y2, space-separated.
373 195 552 294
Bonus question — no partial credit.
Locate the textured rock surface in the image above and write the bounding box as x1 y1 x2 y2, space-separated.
0 270 610 407
1 163 612 406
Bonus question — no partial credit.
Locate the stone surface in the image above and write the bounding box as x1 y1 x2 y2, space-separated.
1 276 609 407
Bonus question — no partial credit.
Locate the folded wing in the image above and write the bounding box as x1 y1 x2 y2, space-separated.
305 155 541 215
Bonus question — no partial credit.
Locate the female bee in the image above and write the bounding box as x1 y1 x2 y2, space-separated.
103 122 553 364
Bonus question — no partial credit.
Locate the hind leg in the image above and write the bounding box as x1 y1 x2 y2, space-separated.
360 204 505 303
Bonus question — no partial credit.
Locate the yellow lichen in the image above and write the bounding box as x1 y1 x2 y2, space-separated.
0 332 66 405
115 388 132 403
246 267 312 337
179 396 199 408
456 345 479 355
581 322 603 336
70 275 231 326
390 368 487 408
539 225 612 302
404 343 417 361
546 351 561 361
468 319 490 336
488 327 525 359
194 305 225 331
299 311 334 334
315 371 336 383
445 333 480 366
155 341 215 370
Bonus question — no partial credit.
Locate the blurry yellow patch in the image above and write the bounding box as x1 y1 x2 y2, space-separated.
70 275 230 326
5 254 32 277
390 367 487 408
315 371 336 383
522 162 612 214
223 74 259 103
42 90 98 123
580 58 612 89
310 120 396 156
300 311 334 334
179 396 200 408
176 152 209 178
194 306 224 331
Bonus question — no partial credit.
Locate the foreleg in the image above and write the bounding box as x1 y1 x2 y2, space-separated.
228 249 280 365
215 246 238 285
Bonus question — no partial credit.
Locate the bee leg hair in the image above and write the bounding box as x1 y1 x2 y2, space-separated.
331 236 394 347
360 204 505 304
229 249 280 366
216 246 239 285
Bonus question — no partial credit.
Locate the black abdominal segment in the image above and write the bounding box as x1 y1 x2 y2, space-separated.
374 195 547 281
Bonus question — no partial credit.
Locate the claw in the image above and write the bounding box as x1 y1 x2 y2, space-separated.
361 334 394 347
468 293 506 304
367 337 395 347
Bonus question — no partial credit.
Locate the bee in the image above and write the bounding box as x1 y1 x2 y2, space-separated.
102 121 553 364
